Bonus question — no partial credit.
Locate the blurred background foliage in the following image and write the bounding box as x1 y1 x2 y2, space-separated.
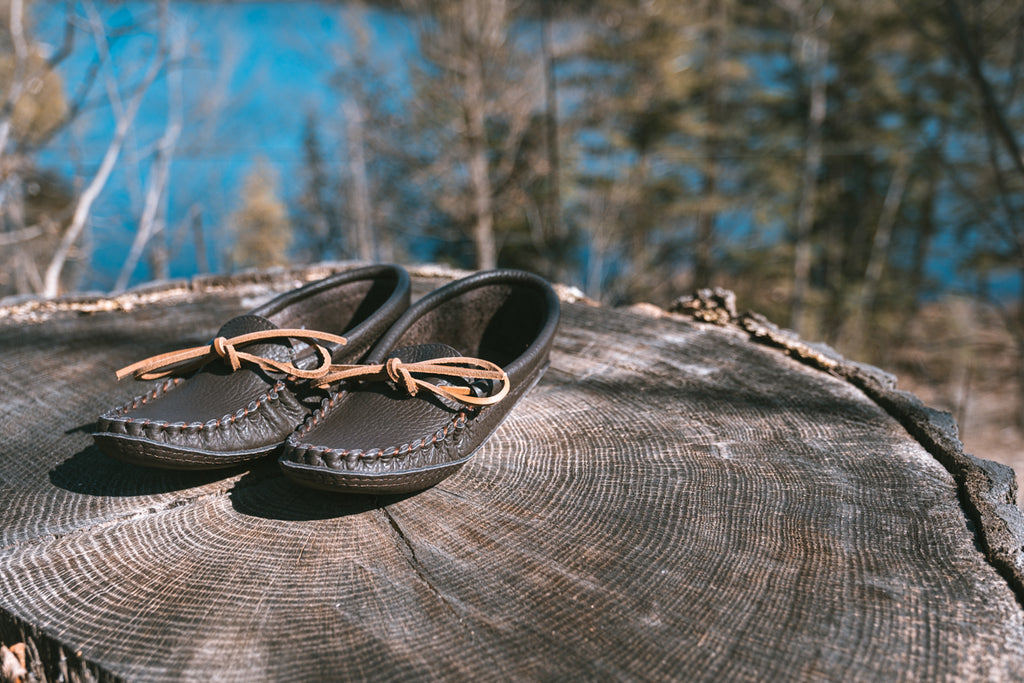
4 0 1024 482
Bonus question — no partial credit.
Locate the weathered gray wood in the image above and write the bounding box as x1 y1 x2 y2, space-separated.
2 264 1023 682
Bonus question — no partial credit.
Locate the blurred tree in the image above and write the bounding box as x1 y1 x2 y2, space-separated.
569 2 669 301
567 0 757 303
343 97 374 262
228 161 292 270
295 111 343 260
776 0 830 336
333 5 387 264
294 3 422 266
114 14 187 293
41 1 167 297
0 0 72 296
908 0 1024 426
809 0 914 349
539 4 563 273
731 0 951 360
0 0 68 150
406 0 543 271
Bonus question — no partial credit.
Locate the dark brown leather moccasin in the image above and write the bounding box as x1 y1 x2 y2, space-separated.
93 265 411 469
278 269 560 495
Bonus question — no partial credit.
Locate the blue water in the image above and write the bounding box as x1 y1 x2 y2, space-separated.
34 1 415 290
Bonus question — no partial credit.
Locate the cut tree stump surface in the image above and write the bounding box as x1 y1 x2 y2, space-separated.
2 264 1024 682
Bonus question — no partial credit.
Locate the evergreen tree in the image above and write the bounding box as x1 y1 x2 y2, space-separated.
229 161 292 270
294 113 342 261
566 0 758 303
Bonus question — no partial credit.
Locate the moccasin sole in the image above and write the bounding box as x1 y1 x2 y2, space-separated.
93 433 278 470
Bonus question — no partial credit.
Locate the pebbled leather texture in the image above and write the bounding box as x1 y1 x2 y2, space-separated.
93 264 411 469
279 269 561 494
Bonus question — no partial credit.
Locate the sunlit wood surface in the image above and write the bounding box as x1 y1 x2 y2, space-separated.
2 264 1023 682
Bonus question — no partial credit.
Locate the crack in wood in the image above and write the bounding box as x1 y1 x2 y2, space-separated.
0 484 233 555
377 506 482 649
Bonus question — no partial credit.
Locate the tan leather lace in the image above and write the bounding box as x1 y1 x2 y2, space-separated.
116 329 349 381
314 356 510 407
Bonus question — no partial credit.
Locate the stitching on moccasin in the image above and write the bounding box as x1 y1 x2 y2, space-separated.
290 410 469 468
103 377 181 421
101 379 288 435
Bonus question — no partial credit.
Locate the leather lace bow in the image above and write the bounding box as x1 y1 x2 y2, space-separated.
116 329 349 381
315 356 510 407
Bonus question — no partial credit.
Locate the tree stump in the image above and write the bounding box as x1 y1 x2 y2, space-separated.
2 264 1023 681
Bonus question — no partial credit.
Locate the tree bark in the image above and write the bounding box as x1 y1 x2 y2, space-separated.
789 3 831 336
344 99 375 262
464 47 497 270
694 0 727 290
541 10 562 253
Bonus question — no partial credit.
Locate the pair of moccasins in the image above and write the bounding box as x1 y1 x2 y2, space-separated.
93 266 560 495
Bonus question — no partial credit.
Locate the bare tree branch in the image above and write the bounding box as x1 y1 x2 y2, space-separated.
0 223 45 246
846 154 913 355
46 1 77 70
114 17 185 293
41 0 168 298
944 0 1024 178
982 120 1024 259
